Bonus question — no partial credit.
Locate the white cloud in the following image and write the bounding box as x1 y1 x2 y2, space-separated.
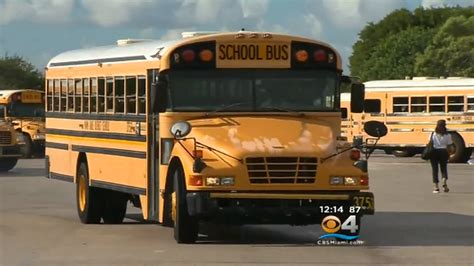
319 0 405 29
0 0 74 25
303 14 323 38
421 0 474 7
80 0 156 27
239 0 269 18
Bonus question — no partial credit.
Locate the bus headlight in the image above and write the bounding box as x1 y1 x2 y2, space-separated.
33 133 45 140
205 176 235 186
330 176 344 185
16 134 26 144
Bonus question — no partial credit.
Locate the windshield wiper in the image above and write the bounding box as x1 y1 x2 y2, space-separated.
204 102 253 117
260 105 305 117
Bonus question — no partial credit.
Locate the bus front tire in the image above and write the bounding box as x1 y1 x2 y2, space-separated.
20 133 33 159
0 158 18 172
102 191 128 224
76 162 104 224
172 167 199 243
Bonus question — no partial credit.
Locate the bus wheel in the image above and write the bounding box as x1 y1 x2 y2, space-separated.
172 167 198 243
102 191 128 224
449 133 468 163
0 158 18 172
76 162 104 224
392 149 415 157
20 133 33 159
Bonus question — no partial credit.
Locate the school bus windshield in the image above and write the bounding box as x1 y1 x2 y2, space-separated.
5 102 44 118
167 69 338 112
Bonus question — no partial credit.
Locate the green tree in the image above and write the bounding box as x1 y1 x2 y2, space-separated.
350 6 474 81
0 55 43 90
415 16 474 77
364 27 435 80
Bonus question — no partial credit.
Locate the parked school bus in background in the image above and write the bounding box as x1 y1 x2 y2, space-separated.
45 31 384 243
342 77 473 163
0 90 46 158
0 106 22 171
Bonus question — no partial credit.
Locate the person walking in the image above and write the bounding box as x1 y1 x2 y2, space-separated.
429 119 454 193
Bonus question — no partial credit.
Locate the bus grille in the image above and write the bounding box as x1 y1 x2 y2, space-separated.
0 131 12 145
245 157 318 184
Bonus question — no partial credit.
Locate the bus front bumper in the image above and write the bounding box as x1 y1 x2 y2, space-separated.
0 146 22 158
186 191 374 225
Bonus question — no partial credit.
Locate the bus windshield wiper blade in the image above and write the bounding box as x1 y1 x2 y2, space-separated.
260 105 305 117
204 102 253 117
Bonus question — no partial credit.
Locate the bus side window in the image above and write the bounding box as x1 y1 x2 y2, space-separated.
410 96 427 113
91 78 98 113
468 96 474 112
54 79 60 111
447 96 464 112
68 79 74 112
364 99 381 113
115 77 125 114
83 78 90 113
429 96 445 113
60 79 67 112
393 97 408 113
98 78 105 113
75 79 82 113
47 80 53 111
106 77 114 113
138 76 146 114
126 76 137 114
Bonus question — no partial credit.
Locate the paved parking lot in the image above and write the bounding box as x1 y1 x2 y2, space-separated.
1 154 473 265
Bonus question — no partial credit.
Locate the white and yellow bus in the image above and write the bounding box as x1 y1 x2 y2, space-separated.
343 77 474 163
0 89 46 158
45 31 384 243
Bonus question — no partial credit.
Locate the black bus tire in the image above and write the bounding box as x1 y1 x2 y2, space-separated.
76 162 104 224
102 190 128 224
0 158 18 172
172 167 199 244
449 132 467 163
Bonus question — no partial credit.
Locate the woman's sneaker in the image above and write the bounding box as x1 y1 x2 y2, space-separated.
443 185 450 193
433 188 440 193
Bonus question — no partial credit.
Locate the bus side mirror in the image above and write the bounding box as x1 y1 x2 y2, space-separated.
151 79 168 113
350 83 365 113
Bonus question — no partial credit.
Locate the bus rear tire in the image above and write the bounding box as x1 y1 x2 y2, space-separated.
449 133 468 163
0 158 18 172
76 162 104 224
172 167 199 244
392 149 415 157
102 191 128 224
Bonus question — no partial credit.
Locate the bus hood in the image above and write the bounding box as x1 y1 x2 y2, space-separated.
186 116 336 158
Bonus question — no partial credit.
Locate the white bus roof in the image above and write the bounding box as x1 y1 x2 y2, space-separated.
47 39 180 68
364 78 474 92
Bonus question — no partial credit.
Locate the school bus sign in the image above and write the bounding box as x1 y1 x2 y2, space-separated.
216 41 290 68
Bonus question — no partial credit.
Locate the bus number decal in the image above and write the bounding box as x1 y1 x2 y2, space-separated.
83 120 110 131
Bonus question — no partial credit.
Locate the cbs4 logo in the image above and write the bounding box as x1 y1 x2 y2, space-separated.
321 215 359 234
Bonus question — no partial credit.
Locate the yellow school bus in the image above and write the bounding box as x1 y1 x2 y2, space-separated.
344 77 474 163
0 107 22 171
0 89 46 158
45 31 385 243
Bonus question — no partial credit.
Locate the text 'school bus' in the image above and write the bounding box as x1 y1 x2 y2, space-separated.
0 89 46 158
45 31 384 243
342 77 474 163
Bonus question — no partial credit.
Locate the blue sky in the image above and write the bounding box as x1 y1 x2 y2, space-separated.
0 0 472 74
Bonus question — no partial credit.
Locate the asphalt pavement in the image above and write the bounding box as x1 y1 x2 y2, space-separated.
1 153 473 265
